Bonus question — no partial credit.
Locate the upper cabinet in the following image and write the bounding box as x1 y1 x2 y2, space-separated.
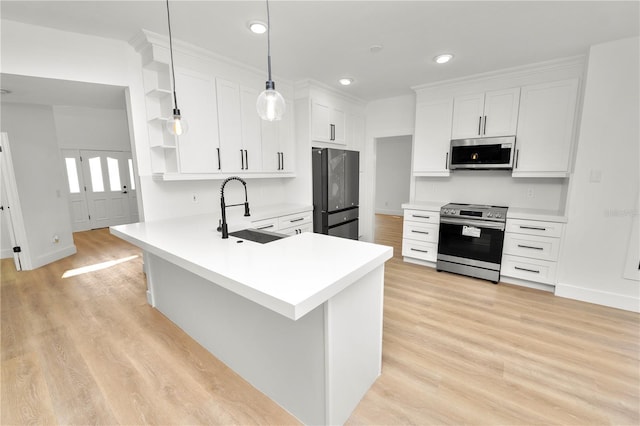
133 30 295 181
413 99 454 177
513 79 579 178
311 100 346 145
451 88 520 139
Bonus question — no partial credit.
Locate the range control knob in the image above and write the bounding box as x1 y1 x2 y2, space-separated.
496 213 502 218
487 212 493 217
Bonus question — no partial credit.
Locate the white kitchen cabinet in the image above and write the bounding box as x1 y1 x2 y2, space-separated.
261 101 295 173
451 87 520 139
501 218 564 285
513 79 579 177
311 100 346 145
251 209 313 236
216 79 263 173
413 99 453 176
402 207 440 263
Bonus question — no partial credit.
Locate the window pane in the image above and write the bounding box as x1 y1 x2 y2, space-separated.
64 157 80 193
88 157 104 192
128 159 136 190
107 157 121 191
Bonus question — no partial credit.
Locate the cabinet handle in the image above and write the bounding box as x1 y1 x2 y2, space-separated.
412 215 430 219
445 152 449 170
514 266 540 274
244 149 249 170
411 248 429 253
217 148 221 170
520 225 546 231
483 115 487 135
478 116 482 136
240 149 245 170
411 230 429 235
515 149 520 169
330 124 335 141
257 224 274 230
290 217 305 223
517 244 544 251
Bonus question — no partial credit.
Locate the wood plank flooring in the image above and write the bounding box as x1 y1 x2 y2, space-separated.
2 215 639 425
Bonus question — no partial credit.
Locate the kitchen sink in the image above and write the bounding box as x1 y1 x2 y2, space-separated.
228 228 287 244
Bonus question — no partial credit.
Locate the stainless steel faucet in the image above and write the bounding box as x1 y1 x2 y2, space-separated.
219 176 250 239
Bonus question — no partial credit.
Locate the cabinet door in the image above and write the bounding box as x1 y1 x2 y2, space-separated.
483 87 520 137
330 107 346 144
413 99 453 176
216 79 243 172
451 93 485 139
311 101 331 142
239 86 263 172
261 100 295 173
348 114 365 171
174 69 221 173
278 106 295 172
513 79 579 177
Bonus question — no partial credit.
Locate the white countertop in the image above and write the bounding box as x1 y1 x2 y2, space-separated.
401 201 447 212
111 214 392 321
507 207 567 223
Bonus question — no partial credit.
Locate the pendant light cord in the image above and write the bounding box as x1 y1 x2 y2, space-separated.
166 0 179 110
266 0 272 82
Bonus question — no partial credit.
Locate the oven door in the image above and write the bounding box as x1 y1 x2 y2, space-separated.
437 217 505 267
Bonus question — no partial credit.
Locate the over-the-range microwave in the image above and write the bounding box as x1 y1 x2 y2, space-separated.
449 136 516 170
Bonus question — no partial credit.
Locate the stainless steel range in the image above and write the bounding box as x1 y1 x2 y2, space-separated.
436 203 508 283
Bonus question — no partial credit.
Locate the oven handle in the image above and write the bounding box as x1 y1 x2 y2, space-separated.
440 217 505 231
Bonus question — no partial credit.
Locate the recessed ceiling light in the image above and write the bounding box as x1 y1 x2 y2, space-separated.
369 44 383 54
338 78 353 86
248 21 267 34
434 54 454 64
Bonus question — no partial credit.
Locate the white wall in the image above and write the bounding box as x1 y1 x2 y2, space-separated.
0 104 76 267
375 136 412 215
53 106 131 151
557 37 640 312
364 95 416 240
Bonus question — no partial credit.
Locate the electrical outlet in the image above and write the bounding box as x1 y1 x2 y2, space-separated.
527 187 535 198
192 193 199 203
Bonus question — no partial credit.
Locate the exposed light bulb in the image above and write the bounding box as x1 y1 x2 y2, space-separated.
257 82 286 121
166 109 188 136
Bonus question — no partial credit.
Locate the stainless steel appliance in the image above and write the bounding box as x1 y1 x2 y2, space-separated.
312 148 359 240
449 136 516 170
436 203 508 283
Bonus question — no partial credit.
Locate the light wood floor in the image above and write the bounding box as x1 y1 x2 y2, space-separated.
1 215 639 425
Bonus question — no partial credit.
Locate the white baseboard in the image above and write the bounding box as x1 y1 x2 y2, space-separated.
375 208 403 216
500 276 555 292
1 248 13 259
555 282 640 313
32 244 77 270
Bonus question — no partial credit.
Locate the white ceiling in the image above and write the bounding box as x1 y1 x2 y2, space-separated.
1 0 638 108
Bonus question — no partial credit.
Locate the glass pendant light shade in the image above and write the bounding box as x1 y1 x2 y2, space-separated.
166 108 188 136
257 81 286 121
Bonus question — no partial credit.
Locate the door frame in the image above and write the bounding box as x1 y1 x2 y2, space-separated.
0 132 32 270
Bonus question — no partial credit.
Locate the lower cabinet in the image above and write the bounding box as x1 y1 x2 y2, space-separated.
501 218 564 285
402 208 440 263
251 210 313 236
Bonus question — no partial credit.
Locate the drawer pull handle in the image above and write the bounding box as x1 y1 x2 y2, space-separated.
520 225 546 231
411 248 429 253
257 225 274 230
411 230 429 235
290 218 304 223
517 244 544 250
412 215 430 219
514 266 540 274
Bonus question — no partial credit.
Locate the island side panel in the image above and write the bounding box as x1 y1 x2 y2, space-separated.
146 253 327 425
324 265 385 425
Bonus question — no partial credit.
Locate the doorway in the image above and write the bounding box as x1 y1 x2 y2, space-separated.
62 149 138 231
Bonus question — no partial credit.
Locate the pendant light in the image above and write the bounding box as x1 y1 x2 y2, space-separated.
165 0 188 136
256 0 286 121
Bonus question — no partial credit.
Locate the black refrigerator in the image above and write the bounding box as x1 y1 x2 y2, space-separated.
312 147 359 240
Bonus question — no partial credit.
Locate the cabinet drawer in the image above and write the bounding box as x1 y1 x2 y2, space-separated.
503 233 560 261
501 254 557 285
506 219 564 238
278 211 312 229
404 209 439 224
402 240 437 262
403 222 439 243
280 223 313 236
251 217 279 232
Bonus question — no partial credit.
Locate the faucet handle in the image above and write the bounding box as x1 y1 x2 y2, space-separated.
216 219 222 232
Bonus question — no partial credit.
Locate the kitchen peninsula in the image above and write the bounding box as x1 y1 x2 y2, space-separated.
110 214 393 425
